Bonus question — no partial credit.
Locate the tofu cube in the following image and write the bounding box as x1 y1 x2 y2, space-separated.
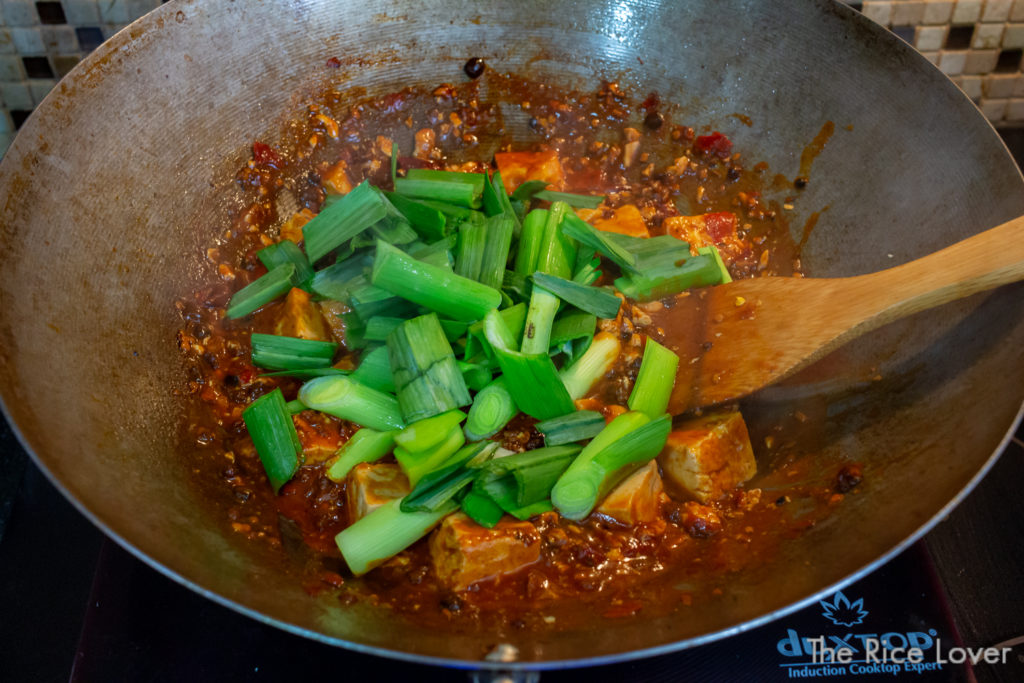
576 204 650 238
596 460 664 525
658 411 757 502
494 150 565 193
346 463 410 523
430 512 541 590
274 288 330 342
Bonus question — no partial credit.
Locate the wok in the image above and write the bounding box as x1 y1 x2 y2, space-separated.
0 0 1022 669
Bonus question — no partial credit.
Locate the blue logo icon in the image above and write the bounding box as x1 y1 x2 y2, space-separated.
820 591 869 627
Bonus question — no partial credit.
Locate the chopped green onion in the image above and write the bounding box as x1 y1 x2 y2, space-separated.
400 442 494 513
285 399 307 415
242 388 302 493
309 251 373 301
371 190 419 245
387 313 471 422
550 410 650 520
533 189 605 209
394 425 465 485
458 360 493 392
521 286 560 354
371 241 502 321
536 201 575 279
478 214 515 289
461 489 505 527
298 375 405 431
464 377 517 441
304 180 387 263
225 263 296 319
480 444 581 507
501 269 532 303
258 240 314 289
406 168 486 193
349 345 395 393
510 179 550 202
394 172 483 209
536 410 605 446
336 497 455 576
613 253 721 301
262 367 348 380
532 272 622 319
483 309 575 420
464 303 527 362
325 428 398 482
628 338 680 418
559 332 621 399
364 316 467 343
514 209 548 277
390 142 399 188
561 213 635 271
549 310 597 350
250 333 338 371
383 192 447 242
572 248 601 284
698 244 733 283
394 409 467 454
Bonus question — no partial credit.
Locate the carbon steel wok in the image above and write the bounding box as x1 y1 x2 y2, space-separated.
0 0 1021 668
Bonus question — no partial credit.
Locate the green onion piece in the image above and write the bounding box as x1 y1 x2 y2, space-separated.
242 388 301 493
336 497 455 576
464 303 527 362
533 189 605 209
483 309 575 420
250 333 338 371
561 213 636 271
395 409 467 454
258 240 314 289
487 172 521 231
383 192 447 242
549 310 597 349
309 251 373 301
371 241 502 322
514 209 548 277
698 244 733 283
458 360 493 392
612 234 690 275
262 367 348 380
501 269 532 303
536 201 575 279
550 410 650 520
532 272 622 319
325 428 398 482
225 264 296 319
298 375 405 431
390 142 399 189
464 377 517 441
303 180 387 263
454 212 487 282
394 174 482 209
371 190 419 245
559 332 622 399
461 489 505 527
364 317 466 344
388 313 471 422
536 410 605 446
394 426 465 485
481 444 582 506
613 253 721 302
521 286 560 354
478 214 515 290
628 338 680 418
349 345 395 393
505 500 554 520
510 179 550 202
285 399 307 415
399 443 494 513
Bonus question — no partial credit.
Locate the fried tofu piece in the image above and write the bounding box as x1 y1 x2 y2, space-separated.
346 463 411 523
494 150 565 193
658 411 757 502
292 412 343 464
430 512 541 590
274 288 330 342
279 208 314 244
663 211 738 248
323 160 353 195
596 460 664 525
576 204 650 238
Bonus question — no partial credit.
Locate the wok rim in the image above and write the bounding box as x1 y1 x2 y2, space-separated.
2 0 1023 669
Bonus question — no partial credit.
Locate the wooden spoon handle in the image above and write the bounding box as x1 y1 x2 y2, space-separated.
852 214 1024 330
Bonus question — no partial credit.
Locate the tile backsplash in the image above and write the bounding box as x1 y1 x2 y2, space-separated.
0 1 1023 156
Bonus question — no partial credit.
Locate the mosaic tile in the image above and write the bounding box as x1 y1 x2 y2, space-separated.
982 0 1014 22
952 0 983 23
923 0 955 24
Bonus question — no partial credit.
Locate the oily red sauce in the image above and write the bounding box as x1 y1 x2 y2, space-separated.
176 72 848 631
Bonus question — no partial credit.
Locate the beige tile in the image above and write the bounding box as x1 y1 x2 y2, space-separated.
892 1 925 24
964 48 1000 72
939 49 968 73
959 74 985 99
952 0 982 23
982 0 1014 21
1012 0 1024 21
1006 97 1024 119
985 73 1019 96
0 27 13 55
917 25 949 49
923 0 955 23
0 80 32 109
920 50 942 63
1013 74 1024 95
0 110 10 134
973 22 1005 47
0 53 21 80
1003 22 1024 46
2 0 37 27
27 77 55 105
9 26 42 54
63 0 101 25
862 1 893 25
980 97 1009 120
41 26 78 53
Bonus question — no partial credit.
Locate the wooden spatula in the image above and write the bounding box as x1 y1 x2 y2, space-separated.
650 215 1024 414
